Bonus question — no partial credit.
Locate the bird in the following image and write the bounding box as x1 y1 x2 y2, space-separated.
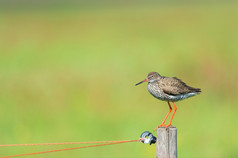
135 72 201 131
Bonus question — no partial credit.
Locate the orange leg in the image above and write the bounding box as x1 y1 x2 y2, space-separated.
166 102 177 127
154 101 172 131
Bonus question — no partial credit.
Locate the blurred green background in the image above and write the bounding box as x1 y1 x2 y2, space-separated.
0 1 238 157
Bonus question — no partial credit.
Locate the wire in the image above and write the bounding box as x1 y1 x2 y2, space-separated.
0 140 138 147
0 139 143 158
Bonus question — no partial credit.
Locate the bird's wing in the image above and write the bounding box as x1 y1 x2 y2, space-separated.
160 77 191 95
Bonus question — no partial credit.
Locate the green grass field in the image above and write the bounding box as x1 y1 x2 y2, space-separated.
0 2 238 157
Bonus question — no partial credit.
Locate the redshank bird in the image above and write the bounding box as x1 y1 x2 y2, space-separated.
135 72 201 131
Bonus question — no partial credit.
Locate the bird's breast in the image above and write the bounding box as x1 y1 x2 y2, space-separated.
147 83 167 101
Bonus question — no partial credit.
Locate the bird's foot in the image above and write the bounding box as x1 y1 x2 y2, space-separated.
165 123 172 128
153 123 167 131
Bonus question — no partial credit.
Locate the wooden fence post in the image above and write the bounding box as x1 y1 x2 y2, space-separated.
156 127 177 158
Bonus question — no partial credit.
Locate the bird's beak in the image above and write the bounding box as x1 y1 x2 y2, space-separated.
135 78 149 86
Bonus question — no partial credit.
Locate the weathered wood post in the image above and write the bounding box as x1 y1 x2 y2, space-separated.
156 127 177 158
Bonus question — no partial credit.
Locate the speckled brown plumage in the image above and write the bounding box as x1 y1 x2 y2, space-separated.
159 77 201 96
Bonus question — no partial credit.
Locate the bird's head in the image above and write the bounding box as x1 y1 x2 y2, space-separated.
135 72 161 86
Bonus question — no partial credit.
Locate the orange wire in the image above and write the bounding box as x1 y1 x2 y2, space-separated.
0 139 142 158
0 140 137 147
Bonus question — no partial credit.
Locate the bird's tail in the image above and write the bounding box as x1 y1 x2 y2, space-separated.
189 87 201 93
